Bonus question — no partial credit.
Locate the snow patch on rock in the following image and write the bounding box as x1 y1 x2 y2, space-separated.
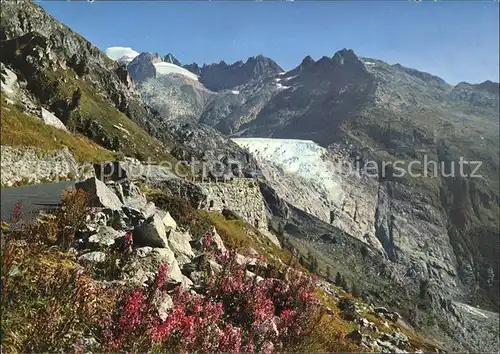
154 62 199 81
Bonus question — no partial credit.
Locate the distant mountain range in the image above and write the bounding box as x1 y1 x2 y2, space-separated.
104 44 499 323
1 2 498 351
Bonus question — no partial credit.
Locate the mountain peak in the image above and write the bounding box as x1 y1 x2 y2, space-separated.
477 80 500 94
164 53 181 66
301 55 315 66
128 52 159 82
105 46 139 64
332 48 360 66
183 62 201 76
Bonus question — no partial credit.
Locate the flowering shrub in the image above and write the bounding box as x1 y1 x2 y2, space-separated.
203 231 213 249
124 232 133 252
1 198 437 353
102 246 322 353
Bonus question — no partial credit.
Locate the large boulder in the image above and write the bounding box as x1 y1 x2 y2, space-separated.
40 108 67 130
157 209 177 230
168 229 194 265
122 200 156 226
75 177 123 211
133 213 168 248
117 181 157 225
123 246 184 286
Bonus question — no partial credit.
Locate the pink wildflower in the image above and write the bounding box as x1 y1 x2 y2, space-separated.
203 232 213 249
124 232 133 249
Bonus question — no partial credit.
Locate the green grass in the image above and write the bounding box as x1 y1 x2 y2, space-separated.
43 68 179 164
1 102 115 163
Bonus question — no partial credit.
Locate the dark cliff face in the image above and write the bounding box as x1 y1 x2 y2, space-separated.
128 52 160 83
211 49 375 146
183 63 202 76
196 55 284 91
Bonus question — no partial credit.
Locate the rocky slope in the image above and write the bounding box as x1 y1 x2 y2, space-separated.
204 51 499 311
3 159 453 352
0 0 258 179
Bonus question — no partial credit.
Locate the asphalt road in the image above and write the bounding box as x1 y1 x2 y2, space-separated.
1 181 76 223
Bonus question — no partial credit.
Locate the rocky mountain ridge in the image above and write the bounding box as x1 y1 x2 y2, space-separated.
111 44 500 352
1 1 499 352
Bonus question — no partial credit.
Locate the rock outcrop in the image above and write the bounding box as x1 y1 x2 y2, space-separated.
201 179 268 231
0 146 92 187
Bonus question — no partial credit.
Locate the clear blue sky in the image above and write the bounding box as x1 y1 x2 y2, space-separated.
37 0 499 85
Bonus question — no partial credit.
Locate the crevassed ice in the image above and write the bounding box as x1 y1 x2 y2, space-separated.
232 138 342 199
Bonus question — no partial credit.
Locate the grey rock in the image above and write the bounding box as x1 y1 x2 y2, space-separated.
380 332 409 347
88 226 124 247
123 246 183 286
167 229 194 262
75 177 123 211
157 209 177 230
375 339 407 353
78 251 106 264
245 270 264 283
40 108 67 130
152 292 173 321
133 213 168 248
188 271 206 284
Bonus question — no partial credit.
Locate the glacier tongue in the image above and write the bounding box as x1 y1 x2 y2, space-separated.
233 138 342 201
232 138 381 250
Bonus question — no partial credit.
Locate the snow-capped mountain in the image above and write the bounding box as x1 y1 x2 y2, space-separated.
105 46 139 64
107 49 208 121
